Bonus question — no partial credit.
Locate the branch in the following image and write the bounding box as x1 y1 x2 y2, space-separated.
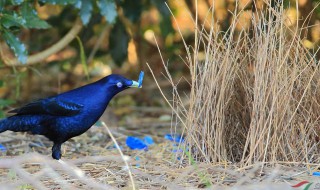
3 18 83 67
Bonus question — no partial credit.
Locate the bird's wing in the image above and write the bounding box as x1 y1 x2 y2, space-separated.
9 97 84 116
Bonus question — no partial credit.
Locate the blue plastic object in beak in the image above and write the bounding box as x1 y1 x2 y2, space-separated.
130 71 144 88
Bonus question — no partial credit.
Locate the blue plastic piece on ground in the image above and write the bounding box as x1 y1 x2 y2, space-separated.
164 134 185 143
0 144 6 152
138 71 144 88
172 148 184 153
144 136 154 145
126 136 148 150
313 171 320 176
135 156 141 167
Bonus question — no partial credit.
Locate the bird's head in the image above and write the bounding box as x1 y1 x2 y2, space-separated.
99 72 144 96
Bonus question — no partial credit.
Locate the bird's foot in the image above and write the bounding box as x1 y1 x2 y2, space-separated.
52 143 62 160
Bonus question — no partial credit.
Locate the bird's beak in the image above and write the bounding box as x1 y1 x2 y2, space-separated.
130 80 140 88
129 71 144 88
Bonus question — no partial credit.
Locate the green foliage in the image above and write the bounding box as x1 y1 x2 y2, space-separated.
11 0 23 5
0 0 174 65
21 2 51 29
109 19 129 65
121 0 143 22
283 0 291 8
39 0 77 5
315 2 320 18
76 36 90 80
39 0 118 25
2 29 27 63
97 0 118 24
0 1 51 64
0 2 4 12
0 12 26 28
0 99 15 118
79 0 93 25
151 0 174 37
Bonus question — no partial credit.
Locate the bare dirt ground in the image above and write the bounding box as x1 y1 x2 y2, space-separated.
0 110 319 190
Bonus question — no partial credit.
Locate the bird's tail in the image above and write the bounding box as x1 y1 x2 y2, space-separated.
0 116 39 133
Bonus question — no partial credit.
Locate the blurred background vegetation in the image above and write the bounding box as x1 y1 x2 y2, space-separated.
0 0 319 117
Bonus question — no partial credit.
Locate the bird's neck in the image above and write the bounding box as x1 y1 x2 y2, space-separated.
92 84 119 112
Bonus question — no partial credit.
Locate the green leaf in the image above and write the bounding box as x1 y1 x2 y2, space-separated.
73 1 81 8
11 0 23 5
97 0 117 24
315 4 320 17
159 15 174 37
151 0 174 37
151 0 170 17
0 12 26 28
79 0 92 25
109 20 129 65
121 0 142 22
39 0 77 5
0 111 4 118
76 36 90 80
2 30 28 64
21 2 51 29
0 1 4 12
0 99 15 107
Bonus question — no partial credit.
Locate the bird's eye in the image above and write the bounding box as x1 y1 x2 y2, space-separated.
116 82 123 88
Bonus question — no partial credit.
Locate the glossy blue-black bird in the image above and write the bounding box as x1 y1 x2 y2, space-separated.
0 72 144 160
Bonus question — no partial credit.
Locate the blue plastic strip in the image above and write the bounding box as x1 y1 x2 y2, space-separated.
138 71 144 88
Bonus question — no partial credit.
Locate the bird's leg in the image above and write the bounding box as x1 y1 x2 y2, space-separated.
52 143 62 160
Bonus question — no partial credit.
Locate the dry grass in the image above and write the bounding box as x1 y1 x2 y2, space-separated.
0 137 316 189
149 1 320 166
0 113 318 189
1 1 320 189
